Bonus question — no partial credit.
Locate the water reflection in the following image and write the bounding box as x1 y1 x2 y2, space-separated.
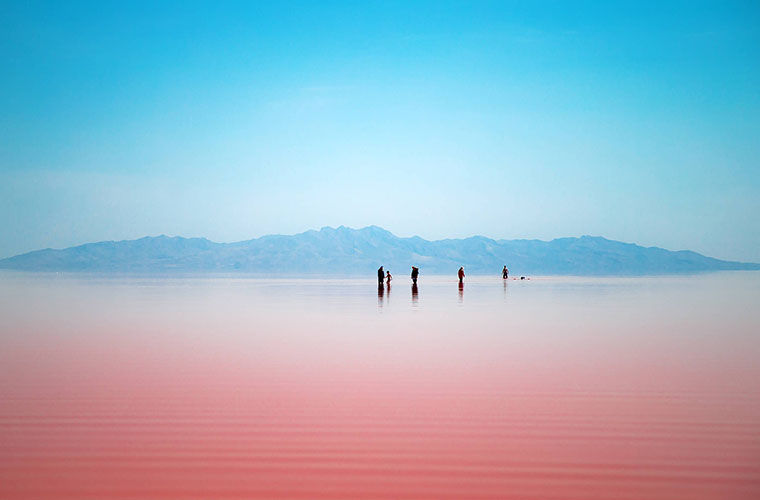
458 281 464 303
377 284 384 307
1 272 759 500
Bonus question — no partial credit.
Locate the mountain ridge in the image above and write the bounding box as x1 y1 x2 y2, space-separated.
1 226 758 275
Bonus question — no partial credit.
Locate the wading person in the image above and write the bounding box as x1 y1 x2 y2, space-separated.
386 270 392 286
377 266 384 286
411 266 419 285
502 266 508 279
458 266 465 284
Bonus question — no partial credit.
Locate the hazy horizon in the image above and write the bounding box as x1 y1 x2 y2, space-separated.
3 224 759 264
3 224 757 276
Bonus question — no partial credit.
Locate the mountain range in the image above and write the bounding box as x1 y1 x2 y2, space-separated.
1 226 757 275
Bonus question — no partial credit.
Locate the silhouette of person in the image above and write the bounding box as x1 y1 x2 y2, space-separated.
411 282 419 304
377 266 384 286
502 266 508 279
411 266 419 285
458 266 465 284
386 271 392 286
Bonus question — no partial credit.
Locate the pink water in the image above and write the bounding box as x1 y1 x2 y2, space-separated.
1 272 759 499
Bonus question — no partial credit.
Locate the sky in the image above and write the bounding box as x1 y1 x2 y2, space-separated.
1 1 759 262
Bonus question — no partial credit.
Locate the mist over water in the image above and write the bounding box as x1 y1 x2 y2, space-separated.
1 271 759 499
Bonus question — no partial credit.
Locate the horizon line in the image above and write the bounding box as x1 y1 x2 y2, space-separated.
2 224 757 266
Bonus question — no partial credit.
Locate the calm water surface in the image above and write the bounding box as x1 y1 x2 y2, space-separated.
1 272 759 499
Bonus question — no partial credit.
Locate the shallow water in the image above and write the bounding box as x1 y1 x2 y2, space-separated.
1 271 759 499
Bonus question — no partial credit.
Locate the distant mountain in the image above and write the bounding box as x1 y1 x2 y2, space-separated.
1 226 758 275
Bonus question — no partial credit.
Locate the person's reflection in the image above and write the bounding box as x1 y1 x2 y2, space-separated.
377 284 384 307
458 281 464 303
411 283 419 306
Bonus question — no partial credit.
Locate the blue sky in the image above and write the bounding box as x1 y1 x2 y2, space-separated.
1 1 759 261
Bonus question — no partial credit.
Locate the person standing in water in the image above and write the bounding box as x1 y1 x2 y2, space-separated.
411 266 419 285
377 266 384 286
502 266 508 279
458 266 465 284
386 271 392 286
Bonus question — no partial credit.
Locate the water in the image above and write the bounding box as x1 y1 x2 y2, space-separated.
1 271 759 499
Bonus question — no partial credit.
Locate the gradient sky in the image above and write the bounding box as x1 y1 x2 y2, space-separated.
1 1 759 261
